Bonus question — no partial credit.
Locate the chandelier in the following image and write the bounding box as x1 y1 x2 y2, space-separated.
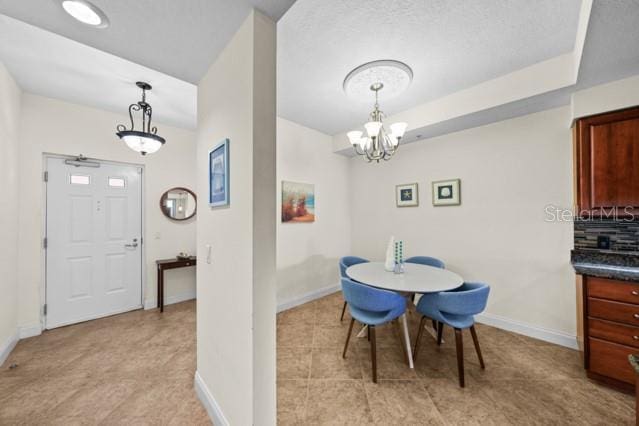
347 83 407 162
343 60 411 162
116 82 165 155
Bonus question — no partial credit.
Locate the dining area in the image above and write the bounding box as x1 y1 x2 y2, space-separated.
339 254 489 387
276 252 635 424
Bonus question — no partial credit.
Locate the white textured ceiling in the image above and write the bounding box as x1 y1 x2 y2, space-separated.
576 0 639 88
0 15 197 129
278 0 582 135
0 0 296 83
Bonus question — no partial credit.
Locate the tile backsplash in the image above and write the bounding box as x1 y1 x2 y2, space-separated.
574 219 639 252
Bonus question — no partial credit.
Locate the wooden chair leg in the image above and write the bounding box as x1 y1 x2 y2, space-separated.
340 301 347 322
394 319 409 365
470 325 485 369
413 316 427 360
367 325 370 341
431 319 437 331
370 325 377 383
342 318 355 359
437 322 443 346
454 328 465 387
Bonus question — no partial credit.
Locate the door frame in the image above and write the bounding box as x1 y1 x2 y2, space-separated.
41 153 146 330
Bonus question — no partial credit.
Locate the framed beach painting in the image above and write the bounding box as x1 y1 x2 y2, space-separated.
209 139 230 207
281 181 315 223
432 178 461 206
396 183 419 207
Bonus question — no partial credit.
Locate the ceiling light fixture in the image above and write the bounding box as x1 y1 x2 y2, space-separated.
344 60 412 162
116 82 166 156
60 0 109 28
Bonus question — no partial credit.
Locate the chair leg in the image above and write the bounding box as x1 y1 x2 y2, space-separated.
470 325 485 369
367 325 370 341
370 325 377 383
436 322 443 346
394 319 408 365
431 319 437 331
413 316 427 360
340 301 347 322
342 318 355 359
454 328 465 388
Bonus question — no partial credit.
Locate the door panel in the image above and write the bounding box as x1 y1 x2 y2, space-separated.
46 157 142 328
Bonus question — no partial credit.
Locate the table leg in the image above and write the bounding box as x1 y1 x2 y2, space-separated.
401 313 414 369
159 267 164 313
425 323 444 343
356 324 368 338
157 266 161 310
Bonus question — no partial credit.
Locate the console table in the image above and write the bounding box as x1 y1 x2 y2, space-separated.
156 256 196 312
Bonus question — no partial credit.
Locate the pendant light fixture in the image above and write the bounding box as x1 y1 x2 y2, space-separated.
116 82 166 155
343 60 412 162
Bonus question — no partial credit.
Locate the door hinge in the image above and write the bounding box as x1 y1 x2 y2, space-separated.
43 171 48 182
43 237 48 249
43 304 47 316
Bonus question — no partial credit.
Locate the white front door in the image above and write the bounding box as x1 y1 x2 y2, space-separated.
45 157 143 329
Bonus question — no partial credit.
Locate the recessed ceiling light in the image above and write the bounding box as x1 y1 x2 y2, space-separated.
60 0 109 28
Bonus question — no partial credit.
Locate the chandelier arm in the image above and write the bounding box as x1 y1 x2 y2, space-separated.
129 103 141 131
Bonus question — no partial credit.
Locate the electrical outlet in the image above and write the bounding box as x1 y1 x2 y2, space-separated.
597 235 611 250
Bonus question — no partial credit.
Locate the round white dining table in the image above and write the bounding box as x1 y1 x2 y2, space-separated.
345 261 464 369
346 262 463 294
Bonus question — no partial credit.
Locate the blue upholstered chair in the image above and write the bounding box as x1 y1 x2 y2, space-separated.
413 282 490 387
404 256 445 306
338 256 370 321
405 256 445 269
341 277 406 383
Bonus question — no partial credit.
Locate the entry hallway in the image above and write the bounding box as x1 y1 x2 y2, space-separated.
0 301 209 425
1 294 635 425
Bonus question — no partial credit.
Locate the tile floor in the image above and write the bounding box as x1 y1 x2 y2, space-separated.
277 291 636 425
0 300 210 425
2 293 635 425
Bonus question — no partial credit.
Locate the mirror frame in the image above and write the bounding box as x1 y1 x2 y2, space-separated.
160 187 197 221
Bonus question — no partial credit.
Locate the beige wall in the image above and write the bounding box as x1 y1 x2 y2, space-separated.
0 62 21 360
349 107 576 338
195 10 276 425
17 94 197 333
276 118 351 306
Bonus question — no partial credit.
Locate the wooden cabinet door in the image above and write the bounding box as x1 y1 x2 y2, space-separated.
576 107 639 213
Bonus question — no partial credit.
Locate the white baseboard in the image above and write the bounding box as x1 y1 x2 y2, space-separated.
476 312 578 350
18 323 42 339
277 284 340 313
144 289 196 310
0 332 19 367
194 371 229 426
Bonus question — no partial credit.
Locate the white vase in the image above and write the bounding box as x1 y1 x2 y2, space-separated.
384 236 395 271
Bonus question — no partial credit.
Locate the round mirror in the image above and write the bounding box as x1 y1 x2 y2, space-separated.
160 187 197 221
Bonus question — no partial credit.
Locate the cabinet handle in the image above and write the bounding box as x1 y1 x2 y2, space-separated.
632 291 639 296
634 336 639 340
634 314 639 319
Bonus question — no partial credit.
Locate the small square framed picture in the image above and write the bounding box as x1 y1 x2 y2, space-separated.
432 179 461 206
396 183 419 207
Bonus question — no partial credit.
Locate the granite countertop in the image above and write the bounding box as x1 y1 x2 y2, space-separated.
571 249 639 282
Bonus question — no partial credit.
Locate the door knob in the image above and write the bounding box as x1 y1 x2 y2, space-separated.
125 241 138 248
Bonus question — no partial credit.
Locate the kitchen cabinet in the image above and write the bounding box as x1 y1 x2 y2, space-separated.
574 107 639 215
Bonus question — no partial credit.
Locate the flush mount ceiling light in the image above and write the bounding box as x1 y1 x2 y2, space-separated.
344 60 412 162
116 82 166 156
60 0 109 28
